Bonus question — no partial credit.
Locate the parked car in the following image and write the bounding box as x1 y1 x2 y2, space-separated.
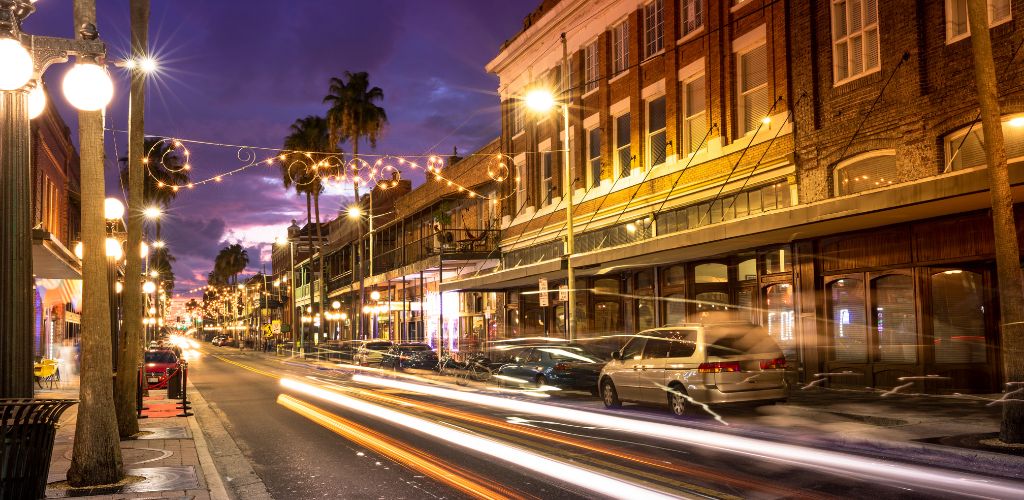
334 340 362 363
598 322 788 417
495 344 605 393
211 335 225 346
355 341 393 366
144 349 180 386
381 343 439 371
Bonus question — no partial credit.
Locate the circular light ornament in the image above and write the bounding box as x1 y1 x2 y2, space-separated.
143 281 156 294
331 300 341 310
0 38 33 91
28 85 46 119
62 63 114 111
104 197 125 220
105 237 123 260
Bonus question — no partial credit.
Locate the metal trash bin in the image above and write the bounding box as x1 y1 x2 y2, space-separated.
1 398 77 499
167 367 182 400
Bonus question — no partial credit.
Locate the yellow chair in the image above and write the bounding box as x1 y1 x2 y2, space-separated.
33 359 60 389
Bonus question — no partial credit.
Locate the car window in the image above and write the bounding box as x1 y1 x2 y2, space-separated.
537 347 603 363
526 349 544 363
145 351 176 364
367 342 391 350
643 338 671 359
620 337 646 360
706 325 780 357
400 345 431 352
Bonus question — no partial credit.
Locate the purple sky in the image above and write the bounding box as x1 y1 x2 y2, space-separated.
25 0 532 296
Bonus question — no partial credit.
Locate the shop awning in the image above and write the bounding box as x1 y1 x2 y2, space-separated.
32 229 81 279
440 258 562 292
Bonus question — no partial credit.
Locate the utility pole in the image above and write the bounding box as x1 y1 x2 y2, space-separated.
68 0 125 486
114 0 148 439
967 0 1024 444
561 32 576 342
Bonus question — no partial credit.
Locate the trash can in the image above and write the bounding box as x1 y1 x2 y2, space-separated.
167 367 182 400
1 398 78 499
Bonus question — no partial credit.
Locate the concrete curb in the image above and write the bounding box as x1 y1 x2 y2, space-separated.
185 379 232 500
187 377 273 500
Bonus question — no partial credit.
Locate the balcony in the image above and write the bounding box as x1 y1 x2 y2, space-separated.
371 228 500 276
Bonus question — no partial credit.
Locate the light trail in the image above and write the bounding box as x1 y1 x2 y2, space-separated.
328 382 804 499
281 378 685 500
277 394 522 500
351 374 1024 499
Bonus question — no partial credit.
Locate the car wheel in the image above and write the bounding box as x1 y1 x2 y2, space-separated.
601 380 621 408
535 375 547 388
668 386 689 417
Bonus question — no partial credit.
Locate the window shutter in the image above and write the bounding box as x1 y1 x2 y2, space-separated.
836 154 897 195
741 45 770 133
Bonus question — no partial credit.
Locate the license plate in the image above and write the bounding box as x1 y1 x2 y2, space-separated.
147 377 159 384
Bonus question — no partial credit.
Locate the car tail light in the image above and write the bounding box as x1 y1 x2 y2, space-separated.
698 361 741 373
554 363 571 372
760 357 787 370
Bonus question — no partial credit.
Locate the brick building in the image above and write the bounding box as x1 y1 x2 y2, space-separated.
433 0 1023 392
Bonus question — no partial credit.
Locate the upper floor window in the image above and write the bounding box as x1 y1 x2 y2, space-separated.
644 0 664 59
612 20 630 75
832 0 880 84
615 113 632 178
511 99 524 135
647 96 667 167
515 158 528 210
946 0 1012 43
944 117 1024 171
681 0 704 37
834 151 897 196
540 150 554 206
736 43 769 136
684 74 707 154
587 127 602 187
583 42 599 93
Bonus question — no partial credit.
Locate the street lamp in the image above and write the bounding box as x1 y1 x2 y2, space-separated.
143 206 162 220
525 86 576 342
276 234 298 353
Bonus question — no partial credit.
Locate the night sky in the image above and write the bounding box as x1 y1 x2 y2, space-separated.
25 0 533 296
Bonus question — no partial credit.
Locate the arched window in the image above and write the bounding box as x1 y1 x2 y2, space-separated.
834 150 897 196
944 116 1024 172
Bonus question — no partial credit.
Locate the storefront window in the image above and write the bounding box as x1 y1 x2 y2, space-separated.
765 283 796 360
738 258 757 281
664 293 686 325
931 270 986 363
695 291 729 314
664 265 685 285
637 298 656 331
829 278 867 363
695 263 727 283
594 278 619 295
873 274 917 363
764 246 790 274
594 301 621 333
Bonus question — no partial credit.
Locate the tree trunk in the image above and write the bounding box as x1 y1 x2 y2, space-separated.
304 192 313 350
115 0 149 439
968 0 1024 444
352 138 363 339
314 191 326 345
68 0 125 486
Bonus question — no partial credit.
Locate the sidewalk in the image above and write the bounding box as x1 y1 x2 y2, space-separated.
249 348 1024 480
37 372 252 500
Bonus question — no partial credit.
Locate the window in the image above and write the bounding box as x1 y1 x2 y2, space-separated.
664 293 687 325
587 127 602 187
765 283 796 360
695 263 727 283
764 246 790 274
647 96 667 167
945 118 1024 171
834 151 897 196
931 270 986 363
612 20 630 75
872 274 917 363
946 0 1012 42
644 0 664 59
681 0 703 37
515 158 527 210
615 113 632 177
620 336 646 360
829 278 867 362
511 99 524 135
684 74 707 154
832 0 880 83
583 41 599 93
540 150 554 206
737 43 769 136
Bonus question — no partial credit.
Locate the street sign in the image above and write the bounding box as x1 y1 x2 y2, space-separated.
539 278 549 307
558 285 568 302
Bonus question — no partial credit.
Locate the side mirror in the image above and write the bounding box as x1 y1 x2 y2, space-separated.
611 351 621 360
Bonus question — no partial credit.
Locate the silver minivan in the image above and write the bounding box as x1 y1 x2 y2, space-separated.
598 322 788 416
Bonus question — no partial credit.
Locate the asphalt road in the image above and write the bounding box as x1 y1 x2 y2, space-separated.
188 346 1024 499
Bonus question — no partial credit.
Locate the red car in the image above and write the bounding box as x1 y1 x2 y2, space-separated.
144 349 180 387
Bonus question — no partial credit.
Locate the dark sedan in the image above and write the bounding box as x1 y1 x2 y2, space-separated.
495 344 606 393
381 343 438 371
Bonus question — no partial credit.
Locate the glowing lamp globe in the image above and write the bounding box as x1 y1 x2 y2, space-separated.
143 281 157 294
370 291 381 301
331 300 341 310
62 63 114 111
28 85 46 119
524 88 556 112
105 237 123 260
140 242 149 257
104 198 125 220
115 282 124 294
0 38 33 91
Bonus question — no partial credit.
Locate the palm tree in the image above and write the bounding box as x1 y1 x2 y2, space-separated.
215 243 249 285
151 247 176 292
119 136 191 242
323 71 387 337
281 115 335 340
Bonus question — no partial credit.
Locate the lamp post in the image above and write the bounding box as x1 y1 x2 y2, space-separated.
524 84 575 340
276 235 298 354
104 198 125 369
0 0 110 398
348 190 382 340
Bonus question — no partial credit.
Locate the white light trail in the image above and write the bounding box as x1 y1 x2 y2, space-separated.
280 378 681 500
351 374 1024 499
